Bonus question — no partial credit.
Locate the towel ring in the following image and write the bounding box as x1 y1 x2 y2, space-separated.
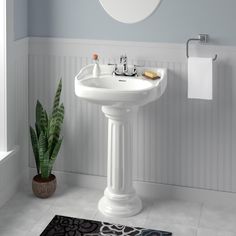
186 34 217 61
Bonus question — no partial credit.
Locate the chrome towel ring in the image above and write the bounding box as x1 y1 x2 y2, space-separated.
186 34 217 61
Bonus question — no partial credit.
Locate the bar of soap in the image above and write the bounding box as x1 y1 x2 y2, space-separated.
143 71 161 80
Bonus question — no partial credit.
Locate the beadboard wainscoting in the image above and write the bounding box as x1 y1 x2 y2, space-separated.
29 37 236 195
0 38 28 207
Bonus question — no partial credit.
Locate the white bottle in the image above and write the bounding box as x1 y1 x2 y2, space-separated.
93 54 100 77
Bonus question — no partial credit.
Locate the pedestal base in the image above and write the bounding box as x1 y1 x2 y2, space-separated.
99 106 142 218
98 188 142 218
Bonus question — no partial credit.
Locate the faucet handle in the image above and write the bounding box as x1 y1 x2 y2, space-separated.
108 63 118 70
132 65 142 76
133 64 142 71
120 54 127 63
108 63 119 76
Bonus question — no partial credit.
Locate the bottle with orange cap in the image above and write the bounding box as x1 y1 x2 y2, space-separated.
92 53 100 77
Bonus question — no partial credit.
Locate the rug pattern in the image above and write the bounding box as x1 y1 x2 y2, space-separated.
40 215 172 236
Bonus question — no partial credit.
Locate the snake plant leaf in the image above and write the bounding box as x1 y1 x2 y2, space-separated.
38 132 48 161
52 79 62 117
56 103 64 123
40 109 48 134
52 104 64 139
35 122 41 139
48 104 64 156
51 139 62 162
47 116 52 138
30 126 40 175
40 150 50 179
36 100 43 127
49 139 62 174
48 118 58 156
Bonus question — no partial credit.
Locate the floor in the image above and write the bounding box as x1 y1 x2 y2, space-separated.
0 186 235 236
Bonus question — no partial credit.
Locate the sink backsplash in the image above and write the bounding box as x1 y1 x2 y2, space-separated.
29 38 236 193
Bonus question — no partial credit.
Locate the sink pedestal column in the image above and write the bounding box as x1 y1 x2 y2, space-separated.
98 106 142 217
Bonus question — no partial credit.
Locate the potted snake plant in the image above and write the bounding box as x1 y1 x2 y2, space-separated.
30 79 64 198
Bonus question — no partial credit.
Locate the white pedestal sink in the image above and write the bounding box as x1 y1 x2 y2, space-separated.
75 64 167 217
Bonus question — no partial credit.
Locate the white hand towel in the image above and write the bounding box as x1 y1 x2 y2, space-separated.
188 57 213 100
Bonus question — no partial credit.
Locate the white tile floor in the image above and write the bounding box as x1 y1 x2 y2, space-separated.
0 185 236 236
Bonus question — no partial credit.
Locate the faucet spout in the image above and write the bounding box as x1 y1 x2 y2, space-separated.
120 55 128 73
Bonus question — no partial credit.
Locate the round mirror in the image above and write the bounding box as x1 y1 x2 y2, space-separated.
99 0 162 24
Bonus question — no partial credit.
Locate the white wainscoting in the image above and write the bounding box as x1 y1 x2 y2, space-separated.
29 37 236 194
0 38 28 207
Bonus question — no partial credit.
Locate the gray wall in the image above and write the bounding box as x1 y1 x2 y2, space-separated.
14 0 28 40
28 0 236 45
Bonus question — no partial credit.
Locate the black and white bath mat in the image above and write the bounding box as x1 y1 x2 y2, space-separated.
40 215 172 236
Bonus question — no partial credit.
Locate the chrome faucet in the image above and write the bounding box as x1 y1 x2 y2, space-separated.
120 55 128 74
109 55 138 77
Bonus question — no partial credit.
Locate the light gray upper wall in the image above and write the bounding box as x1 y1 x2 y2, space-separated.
14 0 28 40
28 0 236 45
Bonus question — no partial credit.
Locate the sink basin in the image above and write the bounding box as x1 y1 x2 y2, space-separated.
75 65 167 107
80 76 153 90
75 64 167 218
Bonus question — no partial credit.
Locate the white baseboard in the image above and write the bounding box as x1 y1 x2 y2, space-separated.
29 168 236 207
